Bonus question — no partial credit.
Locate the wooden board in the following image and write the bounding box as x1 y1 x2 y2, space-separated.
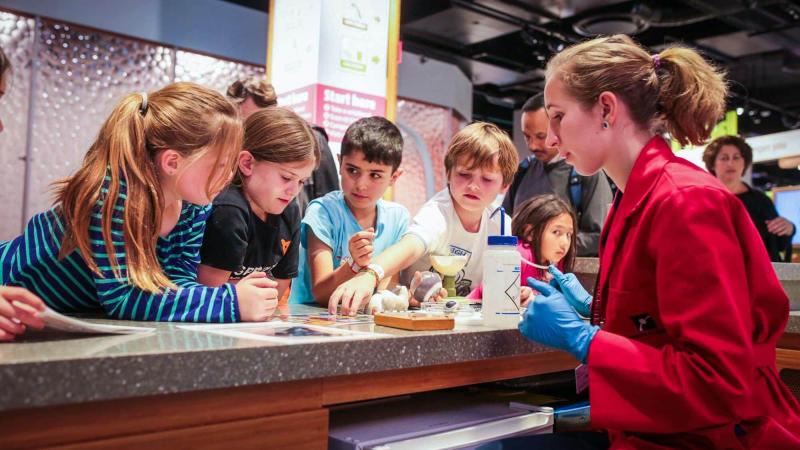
374 312 454 330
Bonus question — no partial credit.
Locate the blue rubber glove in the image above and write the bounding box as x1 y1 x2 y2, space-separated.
548 265 592 317
519 277 599 363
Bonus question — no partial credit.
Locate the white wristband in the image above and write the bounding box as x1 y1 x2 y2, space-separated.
343 256 361 274
364 263 385 282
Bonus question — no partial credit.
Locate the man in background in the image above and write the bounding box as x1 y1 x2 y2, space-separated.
502 93 613 256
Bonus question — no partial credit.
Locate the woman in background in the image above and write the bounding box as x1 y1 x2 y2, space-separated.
703 135 795 262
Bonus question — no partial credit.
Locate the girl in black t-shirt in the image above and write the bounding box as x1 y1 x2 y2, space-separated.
198 107 320 302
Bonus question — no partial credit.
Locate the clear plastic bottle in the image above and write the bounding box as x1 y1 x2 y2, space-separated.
482 235 521 327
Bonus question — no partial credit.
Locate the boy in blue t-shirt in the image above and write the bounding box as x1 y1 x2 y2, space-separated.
289 117 408 306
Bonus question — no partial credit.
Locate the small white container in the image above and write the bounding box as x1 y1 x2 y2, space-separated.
482 235 521 328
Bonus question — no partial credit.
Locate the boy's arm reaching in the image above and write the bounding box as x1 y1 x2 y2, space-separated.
308 230 363 306
328 234 426 315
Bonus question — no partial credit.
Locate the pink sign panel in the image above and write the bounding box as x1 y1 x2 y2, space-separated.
278 83 386 144
277 85 317 123
315 84 387 143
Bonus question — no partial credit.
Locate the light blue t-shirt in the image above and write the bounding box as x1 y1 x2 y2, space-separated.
289 190 410 304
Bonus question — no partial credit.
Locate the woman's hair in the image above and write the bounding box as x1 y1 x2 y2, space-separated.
512 194 577 275
53 82 243 293
0 45 10 80
227 77 277 108
546 34 728 147
236 106 320 184
444 122 519 186
702 135 752 176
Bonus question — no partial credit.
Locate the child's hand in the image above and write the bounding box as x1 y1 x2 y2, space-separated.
408 288 447 308
235 272 279 322
329 272 377 315
0 286 46 341
347 228 375 269
408 271 447 307
520 286 533 308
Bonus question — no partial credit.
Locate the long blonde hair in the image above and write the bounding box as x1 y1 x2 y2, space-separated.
546 34 727 146
53 82 242 293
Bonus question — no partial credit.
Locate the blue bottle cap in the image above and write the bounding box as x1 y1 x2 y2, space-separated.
487 235 518 246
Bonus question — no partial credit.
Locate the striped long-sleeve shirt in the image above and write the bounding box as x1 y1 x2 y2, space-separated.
0 177 240 322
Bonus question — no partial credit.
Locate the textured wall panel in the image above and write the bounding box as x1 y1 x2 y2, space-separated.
0 12 34 240
25 20 173 221
175 50 265 96
395 98 460 216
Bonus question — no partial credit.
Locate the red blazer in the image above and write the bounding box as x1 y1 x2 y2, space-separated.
589 137 800 449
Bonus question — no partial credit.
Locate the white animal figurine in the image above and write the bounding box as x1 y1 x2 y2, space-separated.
369 286 410 313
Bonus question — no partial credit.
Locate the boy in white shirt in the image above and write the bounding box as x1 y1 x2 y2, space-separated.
329 122 519 315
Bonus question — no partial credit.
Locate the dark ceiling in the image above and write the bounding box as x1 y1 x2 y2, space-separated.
226 0 800 137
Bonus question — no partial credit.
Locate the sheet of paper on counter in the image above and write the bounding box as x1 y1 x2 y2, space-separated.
38 306 156 335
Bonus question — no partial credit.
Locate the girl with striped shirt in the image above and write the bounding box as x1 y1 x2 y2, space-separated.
0 82 278 323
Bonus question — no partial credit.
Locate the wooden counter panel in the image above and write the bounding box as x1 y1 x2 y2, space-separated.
778 347 800 371
1 379 321 449
47 409 328 450
322 351 578 406
779 332 800 350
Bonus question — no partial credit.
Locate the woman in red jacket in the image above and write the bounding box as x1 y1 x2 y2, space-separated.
517 34 800 449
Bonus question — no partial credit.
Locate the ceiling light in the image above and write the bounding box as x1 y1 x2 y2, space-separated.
573 13 650 37
736 107 744 116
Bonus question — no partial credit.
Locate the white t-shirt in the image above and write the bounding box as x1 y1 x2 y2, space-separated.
403 189 511 297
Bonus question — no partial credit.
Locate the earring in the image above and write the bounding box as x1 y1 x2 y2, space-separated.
602 121 609 129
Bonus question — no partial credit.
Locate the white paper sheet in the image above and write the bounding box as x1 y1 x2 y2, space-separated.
37 306 155 335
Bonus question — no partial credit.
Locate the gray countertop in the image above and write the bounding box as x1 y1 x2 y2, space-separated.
787 312 800 334
4 258 800 413
0 305 554 412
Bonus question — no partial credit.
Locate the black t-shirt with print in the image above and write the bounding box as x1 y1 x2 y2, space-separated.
200 186 300 280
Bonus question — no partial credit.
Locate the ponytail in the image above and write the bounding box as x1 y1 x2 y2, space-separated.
53 82 242 293
546 34 727 146
656 47 727 146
